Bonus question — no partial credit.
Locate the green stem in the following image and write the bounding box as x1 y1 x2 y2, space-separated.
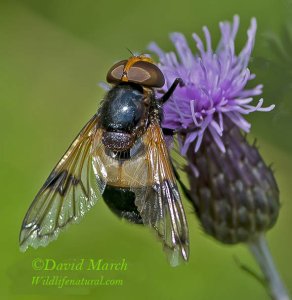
249 234 290 300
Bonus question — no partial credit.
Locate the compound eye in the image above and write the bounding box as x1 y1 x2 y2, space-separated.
106 60 165 88
106 60 127 84
127 61 165 88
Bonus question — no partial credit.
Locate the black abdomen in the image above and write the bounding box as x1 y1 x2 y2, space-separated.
103 185 143 224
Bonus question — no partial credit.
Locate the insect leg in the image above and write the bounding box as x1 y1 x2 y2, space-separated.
159 78 184 104
172 165 199 214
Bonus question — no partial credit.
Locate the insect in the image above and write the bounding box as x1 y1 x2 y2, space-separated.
19 55 189 266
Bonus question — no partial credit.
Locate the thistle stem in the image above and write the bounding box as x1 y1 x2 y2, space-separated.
248 234 290 300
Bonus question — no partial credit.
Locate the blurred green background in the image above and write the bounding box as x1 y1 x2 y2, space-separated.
1 0 291 299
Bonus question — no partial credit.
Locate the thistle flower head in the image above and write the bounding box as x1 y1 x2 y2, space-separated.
148 15 280 243
149 15 274 154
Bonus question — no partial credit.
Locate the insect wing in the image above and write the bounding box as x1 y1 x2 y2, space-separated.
134 122 189 266
19 114 107 251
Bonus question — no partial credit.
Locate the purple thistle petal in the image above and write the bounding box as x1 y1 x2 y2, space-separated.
170 33 195 67
98 82 111 91
202 26 213 56
208 125 226 153
148 42 167 64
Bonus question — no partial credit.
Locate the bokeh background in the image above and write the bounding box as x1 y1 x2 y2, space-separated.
1 0 292 299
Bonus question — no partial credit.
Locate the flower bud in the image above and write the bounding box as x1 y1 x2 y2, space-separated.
185 121 279 244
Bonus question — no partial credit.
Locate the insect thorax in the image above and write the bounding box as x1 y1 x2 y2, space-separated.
100 83 156 152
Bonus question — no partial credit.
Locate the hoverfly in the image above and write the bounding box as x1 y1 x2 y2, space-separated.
19 55 189 266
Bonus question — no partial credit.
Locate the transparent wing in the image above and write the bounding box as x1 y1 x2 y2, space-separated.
133 122 189 266
19 114 107 251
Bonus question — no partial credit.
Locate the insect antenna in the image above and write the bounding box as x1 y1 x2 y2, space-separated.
126 48 135 57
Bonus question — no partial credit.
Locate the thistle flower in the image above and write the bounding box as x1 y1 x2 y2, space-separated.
148 15 279 240
149 16 289 300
